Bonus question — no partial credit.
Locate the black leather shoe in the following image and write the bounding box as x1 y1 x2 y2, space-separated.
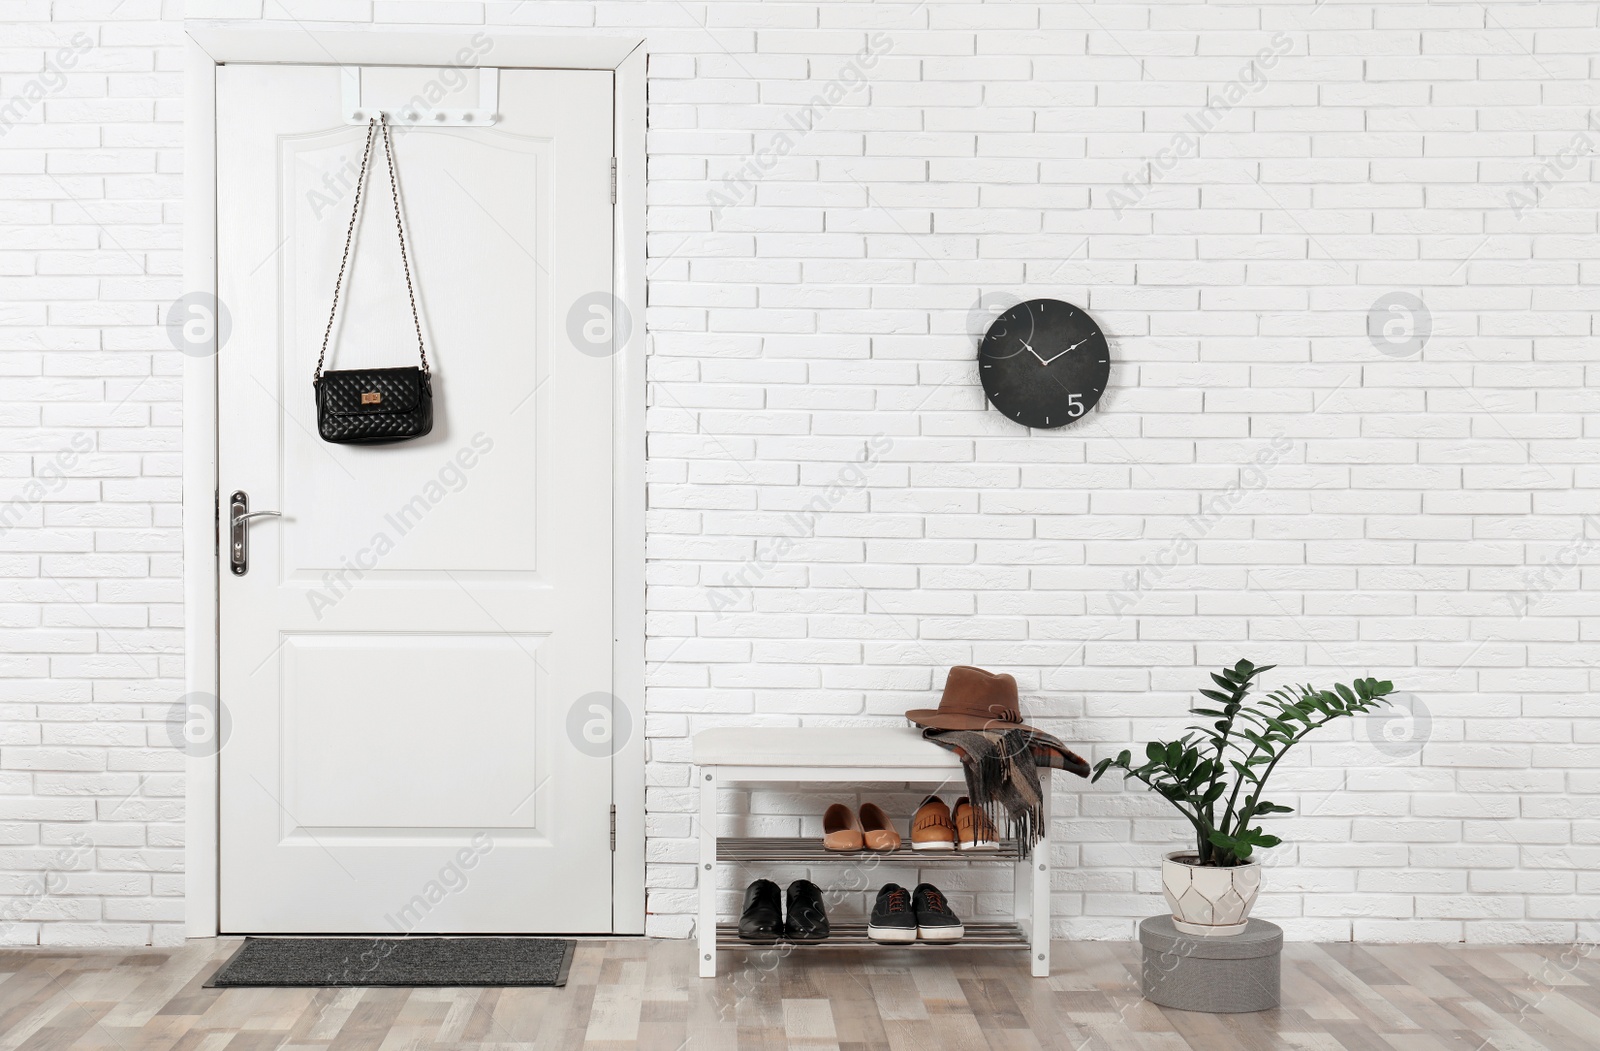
784 879 830 942
912 882 964 942
738 879 783 942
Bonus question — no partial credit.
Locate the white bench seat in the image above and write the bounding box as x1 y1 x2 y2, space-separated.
691 726 962 778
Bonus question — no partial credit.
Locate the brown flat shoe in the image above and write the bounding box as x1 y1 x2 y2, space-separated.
859 803 902 851
910 796 956 852
823 802 864 851
953 796 1000 851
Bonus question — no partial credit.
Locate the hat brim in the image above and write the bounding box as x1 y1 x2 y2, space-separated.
904 709 1045 735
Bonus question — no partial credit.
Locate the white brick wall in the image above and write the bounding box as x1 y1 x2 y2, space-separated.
1 0 1596 945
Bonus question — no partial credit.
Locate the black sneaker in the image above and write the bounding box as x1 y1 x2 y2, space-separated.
738 879 783 943
784 879 830 942
868 883 917 943
912 882 964 942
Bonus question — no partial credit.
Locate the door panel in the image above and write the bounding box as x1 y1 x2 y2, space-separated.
278 129 548 578
217 64 615 933
278 633 546 831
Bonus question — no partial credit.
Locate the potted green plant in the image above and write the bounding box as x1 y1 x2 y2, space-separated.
1093 660 1395 937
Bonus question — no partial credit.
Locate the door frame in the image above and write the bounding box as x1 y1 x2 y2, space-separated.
182 23 647 937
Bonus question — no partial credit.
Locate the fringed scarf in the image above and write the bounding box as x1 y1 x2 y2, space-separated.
920 727 1090 857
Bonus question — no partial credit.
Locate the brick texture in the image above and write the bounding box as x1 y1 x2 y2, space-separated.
0 0 1595 945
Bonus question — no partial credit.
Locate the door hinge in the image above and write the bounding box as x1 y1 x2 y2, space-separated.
610 157 617 204
214 489 220 556
609 804 617 851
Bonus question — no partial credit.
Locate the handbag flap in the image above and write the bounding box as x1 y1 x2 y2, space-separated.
319 367 427 417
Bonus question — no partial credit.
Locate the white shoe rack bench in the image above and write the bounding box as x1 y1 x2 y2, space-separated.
692 726 1052 978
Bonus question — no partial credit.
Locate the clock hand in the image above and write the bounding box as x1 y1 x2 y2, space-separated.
1019 340 1048 365
1038 336 1094 365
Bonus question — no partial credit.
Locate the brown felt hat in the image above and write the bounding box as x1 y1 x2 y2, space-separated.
905 665 1044 734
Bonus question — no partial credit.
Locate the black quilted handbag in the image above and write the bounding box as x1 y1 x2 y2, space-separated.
313 114 433 445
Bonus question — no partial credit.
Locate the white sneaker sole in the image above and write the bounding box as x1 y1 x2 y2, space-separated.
867 924 917 944
918 925 965 942
957 841 1000 852
911 841 955 852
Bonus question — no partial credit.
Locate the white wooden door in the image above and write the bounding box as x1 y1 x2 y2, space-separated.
217 64 616 933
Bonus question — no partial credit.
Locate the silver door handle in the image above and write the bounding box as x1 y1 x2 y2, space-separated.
228 491 279 576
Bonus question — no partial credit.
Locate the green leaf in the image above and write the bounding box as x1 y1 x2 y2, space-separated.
1335 683 1357 706
1146 741 1165 764
1165 741 1182 767
1241 730 1276 755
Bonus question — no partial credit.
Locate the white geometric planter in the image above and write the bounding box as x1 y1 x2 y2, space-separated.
1161 851 1261 937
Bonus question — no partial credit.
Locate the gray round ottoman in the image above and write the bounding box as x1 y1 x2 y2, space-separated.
1139 915 1282 1013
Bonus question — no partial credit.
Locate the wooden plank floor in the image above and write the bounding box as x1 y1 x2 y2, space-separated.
0 938 1595 1050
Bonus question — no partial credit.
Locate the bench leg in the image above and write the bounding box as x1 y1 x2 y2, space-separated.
1031 767 1052 977
698 765 717 978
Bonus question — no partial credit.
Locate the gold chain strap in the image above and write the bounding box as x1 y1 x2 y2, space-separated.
315 113 429 382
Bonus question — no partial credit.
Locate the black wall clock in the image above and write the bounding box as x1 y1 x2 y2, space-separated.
978 298 1110 429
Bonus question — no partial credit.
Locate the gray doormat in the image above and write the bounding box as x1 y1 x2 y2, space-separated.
205 936 575 988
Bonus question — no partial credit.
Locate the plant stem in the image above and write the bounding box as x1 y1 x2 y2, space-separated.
1216 738 1264 842
1198 672 1252 862
1129 769 1205 841
1231 712 1333 835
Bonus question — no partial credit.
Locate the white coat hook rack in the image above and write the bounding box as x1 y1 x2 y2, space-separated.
341 66 500 126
